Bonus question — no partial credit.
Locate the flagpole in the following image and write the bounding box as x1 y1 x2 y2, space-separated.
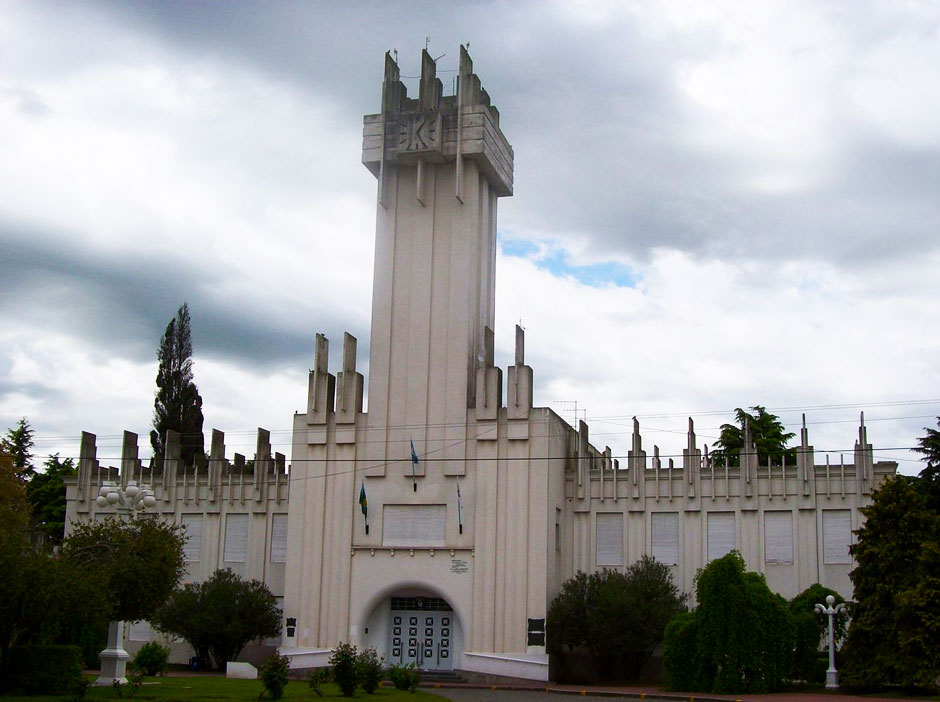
410 438 419 492
359 481 369 535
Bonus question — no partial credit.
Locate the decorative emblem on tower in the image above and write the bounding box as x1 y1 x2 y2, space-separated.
397 112 443 155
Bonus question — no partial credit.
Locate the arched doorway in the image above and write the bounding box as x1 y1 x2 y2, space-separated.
360 585 464 672
388 595 454 671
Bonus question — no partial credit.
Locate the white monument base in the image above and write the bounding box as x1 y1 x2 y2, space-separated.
226 662 258 679
95 620 129 686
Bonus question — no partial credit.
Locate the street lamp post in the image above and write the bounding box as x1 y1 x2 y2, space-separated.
815 594 847 690
93 480 156 686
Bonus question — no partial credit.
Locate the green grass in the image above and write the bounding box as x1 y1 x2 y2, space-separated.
4 675 450 702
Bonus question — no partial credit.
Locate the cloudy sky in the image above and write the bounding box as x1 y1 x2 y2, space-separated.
1 0 938 474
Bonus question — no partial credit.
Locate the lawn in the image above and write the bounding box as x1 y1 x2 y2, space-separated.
6 676 450 702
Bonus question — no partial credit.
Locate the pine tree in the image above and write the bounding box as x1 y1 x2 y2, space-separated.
1 418 34 479
151 304 204 468
711 406 796 467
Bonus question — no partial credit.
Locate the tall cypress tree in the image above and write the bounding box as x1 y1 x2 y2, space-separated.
151 303 204 468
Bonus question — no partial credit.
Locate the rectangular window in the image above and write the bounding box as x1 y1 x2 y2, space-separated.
270 514 288 563
223 513 248 563
595 512 624 566
823 509 852 564
181 514 203 562
707 512 735 562
383 505 446 547
651 512 679 566
764 511 793 564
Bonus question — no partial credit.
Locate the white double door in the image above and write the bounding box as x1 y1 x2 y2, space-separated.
388 610 453 671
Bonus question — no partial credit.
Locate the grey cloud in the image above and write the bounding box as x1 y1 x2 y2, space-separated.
0 224 363 371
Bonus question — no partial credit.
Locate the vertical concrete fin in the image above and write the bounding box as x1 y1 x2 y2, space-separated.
475 326 502 418
121 431 138 487
208 429 224 502
418 49 442 111
455 44 473 201
798 413 814 495
255 428 272 501
483 325 495 367
682 417 700 497
854 411 873 494
78 431 97 502
165 429 181 503
507 325 533 419
577 420 589 495
307 334 336 424
378 51 403 208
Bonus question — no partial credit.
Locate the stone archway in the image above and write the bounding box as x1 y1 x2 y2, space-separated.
359 583 464 672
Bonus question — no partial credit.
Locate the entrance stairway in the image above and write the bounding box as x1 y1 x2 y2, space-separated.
418 670 466 684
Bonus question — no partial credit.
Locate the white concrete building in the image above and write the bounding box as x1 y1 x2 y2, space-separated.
64 47 896 682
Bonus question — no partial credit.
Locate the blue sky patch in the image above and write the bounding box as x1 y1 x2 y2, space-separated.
499 237 638 288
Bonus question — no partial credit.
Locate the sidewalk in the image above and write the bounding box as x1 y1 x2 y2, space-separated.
421 681 919 702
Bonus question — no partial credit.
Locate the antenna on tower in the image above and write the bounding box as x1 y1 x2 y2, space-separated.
425 36 431 51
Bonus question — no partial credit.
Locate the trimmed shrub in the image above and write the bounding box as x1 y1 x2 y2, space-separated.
388 662 420 692
548 556 687 682
259 653 291 700
357 647 383 694
8 644 83 695
132 641 170 676
329 642 359 697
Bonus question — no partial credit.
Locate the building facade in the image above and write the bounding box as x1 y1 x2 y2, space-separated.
64 47 896 682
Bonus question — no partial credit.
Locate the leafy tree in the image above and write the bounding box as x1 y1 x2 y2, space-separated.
25 454 76 544
151 303 204 468
548 557 687 681
0 467 105 691
152 568 281 670
711 406 796 467
1 418 35 479
913 416 940 509
789 584 847 683
841 476 940 690
62 516 186 622
546 571 594 655
663 551 795 693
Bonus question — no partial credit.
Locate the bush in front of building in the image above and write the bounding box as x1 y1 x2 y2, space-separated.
388 662 420 692
357 647 383 694
329 642 359 697
132 641 170 677
259 652 291 700
151 568 281 670
547 555 687 682
662 551 795 694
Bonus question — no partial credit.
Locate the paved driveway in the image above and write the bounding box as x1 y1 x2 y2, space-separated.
436 689 632 702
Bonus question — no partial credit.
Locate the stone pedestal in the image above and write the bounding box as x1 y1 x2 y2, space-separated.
95 620 129 686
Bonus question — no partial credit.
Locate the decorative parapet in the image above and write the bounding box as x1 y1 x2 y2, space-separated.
362 46 514 200
65 427 288 523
